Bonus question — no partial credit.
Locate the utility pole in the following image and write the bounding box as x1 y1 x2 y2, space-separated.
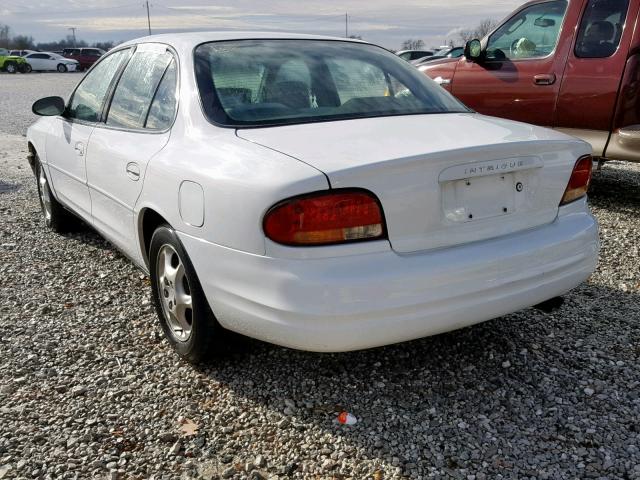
145 1 152 35
345 13 348 38
68 27 77 47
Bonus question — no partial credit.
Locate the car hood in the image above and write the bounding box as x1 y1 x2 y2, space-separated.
236 113 583 176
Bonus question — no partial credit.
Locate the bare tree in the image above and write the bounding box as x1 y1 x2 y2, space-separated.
11 35 34 50
458 18 497 44
401 39 425 51
0 24 10 49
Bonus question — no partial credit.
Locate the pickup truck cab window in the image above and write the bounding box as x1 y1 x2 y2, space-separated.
486 1 568 60
575 0 630 58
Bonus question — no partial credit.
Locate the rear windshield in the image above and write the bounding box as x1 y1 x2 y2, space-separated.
194 40 469 127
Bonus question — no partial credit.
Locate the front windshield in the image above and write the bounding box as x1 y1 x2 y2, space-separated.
195 40 469 127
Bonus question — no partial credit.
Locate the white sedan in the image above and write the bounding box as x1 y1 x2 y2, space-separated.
24 52 79 72
27 33 599 363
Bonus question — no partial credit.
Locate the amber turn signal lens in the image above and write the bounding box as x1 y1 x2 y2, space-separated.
263 190 386 246
560 155 593 205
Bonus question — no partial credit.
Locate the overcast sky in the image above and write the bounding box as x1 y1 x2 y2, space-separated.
1 0 523 49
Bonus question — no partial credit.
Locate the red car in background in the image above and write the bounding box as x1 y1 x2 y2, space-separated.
421 0 640 164
62 48 105 71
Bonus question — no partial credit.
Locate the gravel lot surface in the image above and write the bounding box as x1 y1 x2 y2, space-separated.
0 73 82 136
1 76 639 479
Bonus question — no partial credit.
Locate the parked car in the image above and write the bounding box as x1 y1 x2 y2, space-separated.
24 52 79 72
62 48 105 71
412 47 464 65
0 48 31 73
396 49 434 61
9 49 36 57
421 0 640 163
27 33 599 363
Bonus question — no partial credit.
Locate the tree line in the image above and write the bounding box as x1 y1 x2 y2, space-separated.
400 18 497 51
0 24 116 52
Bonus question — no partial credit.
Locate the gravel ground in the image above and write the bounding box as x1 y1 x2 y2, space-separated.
0 73 82 136
1 76 639 479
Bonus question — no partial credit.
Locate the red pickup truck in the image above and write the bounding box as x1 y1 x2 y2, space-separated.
421 0 640 163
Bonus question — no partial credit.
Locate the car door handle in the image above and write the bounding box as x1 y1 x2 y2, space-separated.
433 76 451 86
533 73 556 86
74 142 84 156
126 162 140 181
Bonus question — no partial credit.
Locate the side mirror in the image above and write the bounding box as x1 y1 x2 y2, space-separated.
464 39 483 62
32 96 65 116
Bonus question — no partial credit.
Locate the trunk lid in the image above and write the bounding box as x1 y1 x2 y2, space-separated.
238 113 590 253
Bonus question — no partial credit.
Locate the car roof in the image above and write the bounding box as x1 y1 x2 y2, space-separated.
119 31 368 51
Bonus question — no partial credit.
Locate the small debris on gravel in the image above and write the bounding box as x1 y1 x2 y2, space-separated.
1 77 639 478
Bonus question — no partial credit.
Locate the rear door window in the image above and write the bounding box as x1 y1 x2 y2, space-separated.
145 59 178 130
106 48 174 129
575 0 630 58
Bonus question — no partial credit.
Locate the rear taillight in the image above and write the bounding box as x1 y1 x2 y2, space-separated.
263 190 386 246
560 155 593 205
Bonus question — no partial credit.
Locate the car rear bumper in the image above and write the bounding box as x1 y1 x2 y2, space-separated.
178 203 599 352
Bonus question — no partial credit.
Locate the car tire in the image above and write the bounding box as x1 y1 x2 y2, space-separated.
21 64 32 73
35 156 78 233
4 62 17 74
57 64 67 73
149 225 225 363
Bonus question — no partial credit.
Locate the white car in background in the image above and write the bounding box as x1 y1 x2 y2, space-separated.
24 52 79 72
26 33 599 364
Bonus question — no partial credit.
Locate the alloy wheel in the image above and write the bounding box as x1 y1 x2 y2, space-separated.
156 244 193 342
38 166 52 222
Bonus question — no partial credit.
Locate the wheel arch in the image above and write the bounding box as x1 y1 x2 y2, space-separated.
139 207 172 268
27 142 37 175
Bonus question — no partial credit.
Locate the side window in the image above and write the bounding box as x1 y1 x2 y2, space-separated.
575 0 630 58
265 59 312 108
145 59 177 129
487 1 568 60
327 58 388 104
68 49 130 122
106 50 173 129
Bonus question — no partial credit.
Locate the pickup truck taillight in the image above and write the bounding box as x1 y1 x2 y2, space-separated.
263 190 386 246
560 155 593 205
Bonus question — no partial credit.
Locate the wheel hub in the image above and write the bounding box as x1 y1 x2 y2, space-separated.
156 244 193 342
38 167 52 222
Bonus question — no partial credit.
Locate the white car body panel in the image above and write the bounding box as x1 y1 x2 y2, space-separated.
238 114 590 253
86 128 171 263
26 32 600 352
180 199 598 352
44 118 94 221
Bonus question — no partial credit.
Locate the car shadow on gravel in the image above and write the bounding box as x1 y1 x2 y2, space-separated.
196 281 639 475
590 161 640 209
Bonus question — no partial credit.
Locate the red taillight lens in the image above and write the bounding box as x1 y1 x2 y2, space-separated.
560 155 593 205
263 190 386 246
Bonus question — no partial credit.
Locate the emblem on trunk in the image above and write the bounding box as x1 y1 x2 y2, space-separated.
438 156 543 182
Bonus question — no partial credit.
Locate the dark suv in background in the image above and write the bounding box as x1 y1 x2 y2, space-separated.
62 48 105 71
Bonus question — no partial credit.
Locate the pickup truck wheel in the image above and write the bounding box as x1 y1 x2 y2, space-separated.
149 225 225 364
4 62 17 74
35 157 78 233
57 64 67 73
